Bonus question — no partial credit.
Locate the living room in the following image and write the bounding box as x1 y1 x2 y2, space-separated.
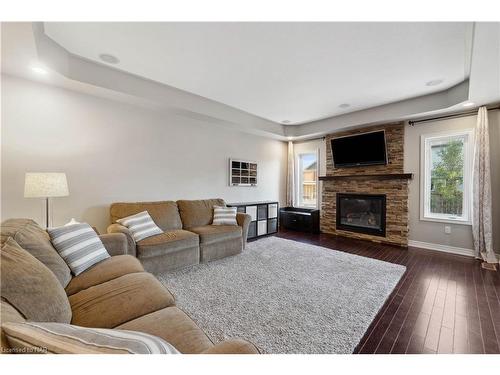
1 1 500 373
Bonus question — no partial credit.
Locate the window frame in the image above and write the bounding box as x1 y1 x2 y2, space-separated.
419 129 474 225
296 150 319 209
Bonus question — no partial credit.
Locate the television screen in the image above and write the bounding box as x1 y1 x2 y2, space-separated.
331 130 387 168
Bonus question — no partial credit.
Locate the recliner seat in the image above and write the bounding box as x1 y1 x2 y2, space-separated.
108 198 251 272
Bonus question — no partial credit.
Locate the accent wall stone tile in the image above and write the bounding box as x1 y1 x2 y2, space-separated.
321 122 410 247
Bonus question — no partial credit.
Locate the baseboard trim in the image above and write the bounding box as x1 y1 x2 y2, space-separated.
408 240 475 258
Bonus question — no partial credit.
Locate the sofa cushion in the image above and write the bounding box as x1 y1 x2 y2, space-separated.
2 322 180 354
48 223 110 276
1 219 71 287
1 237 72 324
140 248 200 274
65 255 144 296
198 238 243 263
69 272 174 328
117 307 213 354
189 225 242 245
110 201 182 231
177 199 226 229
136 230 199 259
1 299 26 351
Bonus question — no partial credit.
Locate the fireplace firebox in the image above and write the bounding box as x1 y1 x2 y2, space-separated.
336 193 386 237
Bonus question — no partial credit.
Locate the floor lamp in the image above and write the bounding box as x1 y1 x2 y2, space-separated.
24 173 69 228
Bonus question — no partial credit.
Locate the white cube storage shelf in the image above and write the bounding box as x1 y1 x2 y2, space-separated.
227 201 279 240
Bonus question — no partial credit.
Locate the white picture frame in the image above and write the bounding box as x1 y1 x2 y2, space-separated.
229 158 258 186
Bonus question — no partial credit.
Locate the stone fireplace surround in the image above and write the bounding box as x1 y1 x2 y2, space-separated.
320 122 412 247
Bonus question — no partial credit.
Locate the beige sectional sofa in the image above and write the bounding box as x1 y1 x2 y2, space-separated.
0 218 259 354
108 199 251 273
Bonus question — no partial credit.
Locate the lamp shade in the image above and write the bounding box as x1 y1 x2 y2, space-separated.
24 173 69 198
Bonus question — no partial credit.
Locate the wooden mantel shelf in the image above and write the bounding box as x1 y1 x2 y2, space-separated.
319 173 413 181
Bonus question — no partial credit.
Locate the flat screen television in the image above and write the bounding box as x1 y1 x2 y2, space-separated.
331 130 387 168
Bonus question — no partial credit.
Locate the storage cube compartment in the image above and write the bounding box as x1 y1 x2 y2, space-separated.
248 221 257 238
268 218 278 233
257 205 268 220
268 203 278 218
246 206 257 221
257 220 268 236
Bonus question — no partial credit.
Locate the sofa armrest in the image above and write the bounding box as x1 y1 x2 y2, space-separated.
99 233 129 257
201 339 260 354
107 223 136 256
236 213 252 249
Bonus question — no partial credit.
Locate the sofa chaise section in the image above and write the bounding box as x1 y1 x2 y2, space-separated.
1 218 259 354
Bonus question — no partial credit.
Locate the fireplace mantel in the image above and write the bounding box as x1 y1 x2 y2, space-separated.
319 173 413 181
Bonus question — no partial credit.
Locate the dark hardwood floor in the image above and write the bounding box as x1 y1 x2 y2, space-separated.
275 229 500 354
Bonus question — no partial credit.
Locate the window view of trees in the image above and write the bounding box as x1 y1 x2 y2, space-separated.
430 139 464 216
298 153 318 207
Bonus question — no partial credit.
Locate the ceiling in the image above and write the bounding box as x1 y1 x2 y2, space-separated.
44 22 473 125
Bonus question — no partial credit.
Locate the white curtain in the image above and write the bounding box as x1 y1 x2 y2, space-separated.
286 141 295 207
472 106 498 263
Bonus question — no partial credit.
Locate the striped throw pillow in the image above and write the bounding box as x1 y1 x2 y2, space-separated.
116 211 163 242
47 223 110 276
212 206 238 225
2 322 180 354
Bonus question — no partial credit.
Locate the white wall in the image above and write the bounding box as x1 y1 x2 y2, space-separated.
1 75 287 233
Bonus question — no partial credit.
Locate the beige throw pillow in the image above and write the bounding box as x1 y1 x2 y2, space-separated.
0 238 72 324
1 218 72 287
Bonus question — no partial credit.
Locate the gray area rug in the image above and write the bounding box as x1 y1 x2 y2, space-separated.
157 236 406 353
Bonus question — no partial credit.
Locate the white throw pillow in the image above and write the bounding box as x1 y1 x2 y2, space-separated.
212 206 238 226
116 211 163 242
2 321 180 354
47 223 110 276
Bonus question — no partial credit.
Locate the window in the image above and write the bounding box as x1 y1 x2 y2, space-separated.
297 153 318 208
420 129 474 224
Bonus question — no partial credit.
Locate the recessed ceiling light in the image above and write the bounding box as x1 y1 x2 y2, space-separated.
99 53 120 64
426 79 444 87
31 66 48 75
282 120 291 124
339 103 350 109
463 102 475 107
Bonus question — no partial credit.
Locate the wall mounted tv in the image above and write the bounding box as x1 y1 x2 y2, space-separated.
331 130 387 168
